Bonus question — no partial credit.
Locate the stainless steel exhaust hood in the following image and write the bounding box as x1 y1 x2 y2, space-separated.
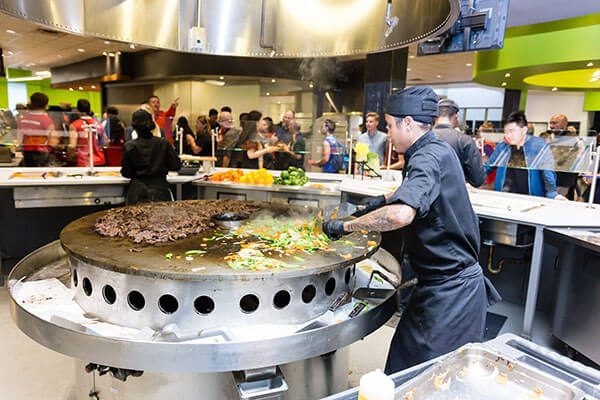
0 0 459 58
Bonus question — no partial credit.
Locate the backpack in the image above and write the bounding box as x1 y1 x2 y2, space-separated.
329 137 348 172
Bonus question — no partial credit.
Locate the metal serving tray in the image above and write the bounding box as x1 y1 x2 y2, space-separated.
394 344 584 400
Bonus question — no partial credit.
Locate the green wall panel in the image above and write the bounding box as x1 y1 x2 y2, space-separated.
584 91 600 111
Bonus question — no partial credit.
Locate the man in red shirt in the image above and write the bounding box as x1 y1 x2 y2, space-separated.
69 99 106 167
17 92 57 166
148 95 179 144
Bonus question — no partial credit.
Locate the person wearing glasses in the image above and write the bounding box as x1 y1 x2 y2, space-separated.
216 111 241 167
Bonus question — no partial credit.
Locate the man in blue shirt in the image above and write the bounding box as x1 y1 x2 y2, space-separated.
485 111 566 200
358 112 388 165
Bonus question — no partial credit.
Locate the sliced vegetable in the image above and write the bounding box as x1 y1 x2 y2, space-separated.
165 253 173 260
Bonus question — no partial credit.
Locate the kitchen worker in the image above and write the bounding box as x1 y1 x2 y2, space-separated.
68 99 106 167
17 92 57 166
148 95 179 144
433 98 486 187
323 86 500 373
121 109 181 205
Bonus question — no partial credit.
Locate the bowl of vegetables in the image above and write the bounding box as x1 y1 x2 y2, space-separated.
274 167 309 186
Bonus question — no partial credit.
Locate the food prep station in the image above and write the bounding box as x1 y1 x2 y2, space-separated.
7 200 402 399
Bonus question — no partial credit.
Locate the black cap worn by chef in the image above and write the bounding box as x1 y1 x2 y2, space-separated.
385 86 439 124
132 109 156 136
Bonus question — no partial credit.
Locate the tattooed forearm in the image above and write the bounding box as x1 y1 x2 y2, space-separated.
343 204 416 232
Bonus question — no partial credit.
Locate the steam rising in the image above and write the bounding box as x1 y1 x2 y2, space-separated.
299 58 347 90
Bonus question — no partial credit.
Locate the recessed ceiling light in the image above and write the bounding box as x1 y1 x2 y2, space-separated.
409 55 415 59
129 44 136 49
57 54 63 58
91 85 96 89
77 48 85 53
5 29 16 34
407 68 411 72
590 77 599 83
587 62 594 67
116 51 121 55
102 51 108 56
436 75 442 79
69 88 74 91
277 101 281 104
7 51 13 55
103 40 110 45
266 92 271 96
504 73 511 77
219 76 224 80
108 52 115 57
552 87 558 91
501 82 507 86
309 83 314 88
78 86 84 90
271 79 276 83
466 63 472 67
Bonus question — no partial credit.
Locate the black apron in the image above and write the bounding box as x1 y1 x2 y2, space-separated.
385 263 500 373
126 176 172 205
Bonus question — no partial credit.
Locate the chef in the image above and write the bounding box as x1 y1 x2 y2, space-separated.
323 86 500 373
121 109 181 204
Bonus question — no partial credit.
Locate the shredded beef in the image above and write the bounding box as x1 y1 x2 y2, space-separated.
94 200 259 245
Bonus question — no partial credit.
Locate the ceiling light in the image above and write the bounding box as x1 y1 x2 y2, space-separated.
34 71 51 78
552 87 558 91
591 77 599 83
91 85 96 89
309 83 314 88
504 73 511 77
436 75 442 79
78 86 84 90
277 101 281 104
104 40 110 45
204 80 225 86
7 51 13 55
407 68 411 72
77 48 85 53
587 62 594 67
592 70 600 78
266 92 271 96
409 55 415 59
108 52 115 57
116 51 121 55
69 88 74 91
102 51 108 56
129 44 136 49
219 76 224 80
466 63 472 67
57 54 63 58
5 29 16 34
501 82 507 86
271 79 276 83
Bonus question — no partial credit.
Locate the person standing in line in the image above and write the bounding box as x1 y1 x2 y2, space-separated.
357 112 388 165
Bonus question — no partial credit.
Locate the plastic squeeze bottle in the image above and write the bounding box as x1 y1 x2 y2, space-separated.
357 369 395 400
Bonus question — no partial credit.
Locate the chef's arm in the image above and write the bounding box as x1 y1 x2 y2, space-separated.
343 204 416 233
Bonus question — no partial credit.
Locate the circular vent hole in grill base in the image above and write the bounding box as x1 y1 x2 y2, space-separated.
273 290 291 309
302 285 316 303
102 285 116 304
158 294 179 314
240 294 260 313
82 277 92 296
128 291 145 311
345 268 352 285
325 277 336 296
194 296 215 315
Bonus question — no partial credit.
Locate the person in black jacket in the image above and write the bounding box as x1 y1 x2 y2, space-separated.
121 109 181 205
433 98 486 187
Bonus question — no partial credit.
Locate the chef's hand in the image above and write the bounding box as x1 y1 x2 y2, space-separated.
323 219 348 241
352 195 386 217
171 97 180 108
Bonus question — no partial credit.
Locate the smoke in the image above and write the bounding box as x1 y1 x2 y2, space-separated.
299 58 347 90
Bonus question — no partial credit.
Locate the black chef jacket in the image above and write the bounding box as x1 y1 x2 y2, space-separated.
388 130 480 277
121 136 181 204
385 130 497 373
433 124 486 187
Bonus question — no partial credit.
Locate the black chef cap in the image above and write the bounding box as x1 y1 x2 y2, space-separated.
132 109 156 135
385 86 439 124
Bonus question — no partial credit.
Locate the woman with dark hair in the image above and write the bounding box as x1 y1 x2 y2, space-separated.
121 109 181 205
230 110 278 169
194 115 213 157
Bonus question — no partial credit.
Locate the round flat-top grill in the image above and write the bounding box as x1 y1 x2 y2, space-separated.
61 201 380 331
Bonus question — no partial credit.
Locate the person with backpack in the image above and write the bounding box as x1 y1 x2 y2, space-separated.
308 119 345 173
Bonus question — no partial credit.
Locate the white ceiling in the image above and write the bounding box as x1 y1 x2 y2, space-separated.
506 0 600 27
0 2 598 85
